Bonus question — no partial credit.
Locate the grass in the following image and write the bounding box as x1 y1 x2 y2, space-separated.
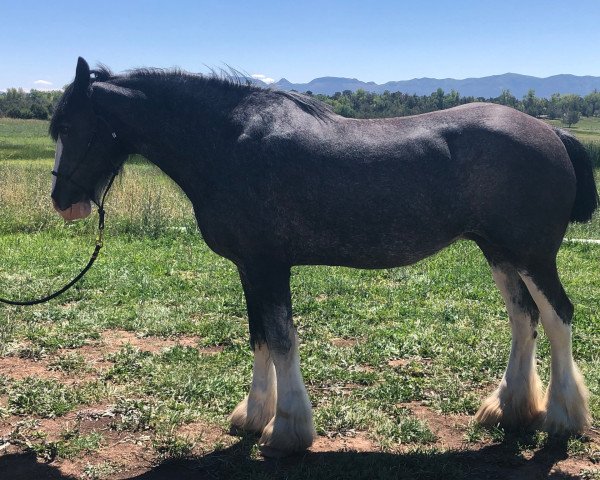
0 118 55 161
544 115 600 144
0 118 598 479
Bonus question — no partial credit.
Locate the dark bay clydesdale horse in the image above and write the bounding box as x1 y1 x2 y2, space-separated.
50 58 597 457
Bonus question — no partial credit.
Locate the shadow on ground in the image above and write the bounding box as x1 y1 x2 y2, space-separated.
0 434 581 480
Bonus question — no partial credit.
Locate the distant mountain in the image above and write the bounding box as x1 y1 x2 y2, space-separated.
266 73 600 98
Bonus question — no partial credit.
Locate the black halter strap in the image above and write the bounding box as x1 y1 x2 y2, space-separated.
0 118 120 306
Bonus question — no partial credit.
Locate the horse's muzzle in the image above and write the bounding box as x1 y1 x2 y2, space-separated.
52 199 92 221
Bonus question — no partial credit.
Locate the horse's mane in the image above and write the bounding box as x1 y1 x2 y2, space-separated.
89 65 333 120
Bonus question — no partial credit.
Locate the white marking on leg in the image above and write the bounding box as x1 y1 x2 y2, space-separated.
229 343 276 432
259 331 315 456
476 267 543 427
52 138 63 191
520 274 591 433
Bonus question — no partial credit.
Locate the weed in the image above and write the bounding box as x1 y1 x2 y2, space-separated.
8 378 80 417
48 351 88 373
153 433 194 458
83 462 121 480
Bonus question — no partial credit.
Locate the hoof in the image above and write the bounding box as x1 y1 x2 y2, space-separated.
543 404 591 435
475 384 544 430
543 372 591 435
258 413 316 457
229 395 275 434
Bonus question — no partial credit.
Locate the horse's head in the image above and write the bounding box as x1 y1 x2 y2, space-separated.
50 57 129 221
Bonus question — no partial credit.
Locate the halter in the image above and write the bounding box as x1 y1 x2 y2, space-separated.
0 117 121 306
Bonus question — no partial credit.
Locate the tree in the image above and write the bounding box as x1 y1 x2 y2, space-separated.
497 89 517 108
562 109 580 127
522 89 541 117
432 88 444 110
584 90 600 117
559 94 582 127
547 93 562 119
444 89 460 109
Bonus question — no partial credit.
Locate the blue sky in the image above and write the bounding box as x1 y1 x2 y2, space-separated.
1 0 600 91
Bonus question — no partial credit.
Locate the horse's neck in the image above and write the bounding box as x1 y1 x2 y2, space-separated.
129 82 243 201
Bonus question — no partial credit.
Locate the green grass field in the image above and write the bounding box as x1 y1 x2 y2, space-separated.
0 118 598 479
545 116 600 144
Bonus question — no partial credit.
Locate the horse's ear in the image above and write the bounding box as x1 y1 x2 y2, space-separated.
74 57 90 94
91 83 147 126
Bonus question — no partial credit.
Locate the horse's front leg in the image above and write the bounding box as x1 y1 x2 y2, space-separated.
229 341 276 433
230 263 315 457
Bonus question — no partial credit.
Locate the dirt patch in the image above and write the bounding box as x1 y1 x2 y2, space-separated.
330 338 360 348
66 330 206 368
399 402 600 477
0 331 207 385
177 419 232 452
1 413 598 479
0 356 59 381
0 330 597 479
99 330 202 355
403 402 471 450
196 345 224 355
2 403 155 479
58 435 154 480
387 357 433 369
387 358 409 368
311 433 376 453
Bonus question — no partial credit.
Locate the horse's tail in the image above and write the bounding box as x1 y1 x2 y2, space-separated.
553 127 599 223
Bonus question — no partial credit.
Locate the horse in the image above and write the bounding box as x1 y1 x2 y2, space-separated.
50 57 598 457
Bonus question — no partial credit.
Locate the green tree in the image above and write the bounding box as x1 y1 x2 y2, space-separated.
562 109 580 127
548 93 562 119
559 94 582 127
443 89 460 109
497 89 517 108
584 90 600 117
522 89 541 117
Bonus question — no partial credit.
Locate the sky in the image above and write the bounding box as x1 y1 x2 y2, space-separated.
1 0 600 91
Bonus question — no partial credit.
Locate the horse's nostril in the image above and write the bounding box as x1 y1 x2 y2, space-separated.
51 194 66 211
51 190 76 211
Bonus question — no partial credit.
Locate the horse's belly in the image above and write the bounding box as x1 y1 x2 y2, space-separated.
290 232 459 269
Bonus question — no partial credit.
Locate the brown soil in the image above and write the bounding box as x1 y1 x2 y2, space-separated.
330 337 360 348
0 331 597 479
98 330 202 355
0 356 61 381
0 331 208 386
0 406 598 479
404 401 471 450
311 433 376 453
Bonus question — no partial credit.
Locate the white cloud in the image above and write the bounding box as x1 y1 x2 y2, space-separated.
34 80 53 86
251 74 275 84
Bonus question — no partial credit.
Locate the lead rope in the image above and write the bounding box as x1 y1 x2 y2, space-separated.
0 124 120 306
0 209 105 306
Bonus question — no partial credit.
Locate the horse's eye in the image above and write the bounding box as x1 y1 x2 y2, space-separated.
59 125 69 136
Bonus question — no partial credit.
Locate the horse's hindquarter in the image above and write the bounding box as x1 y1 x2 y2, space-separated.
214 103 575 268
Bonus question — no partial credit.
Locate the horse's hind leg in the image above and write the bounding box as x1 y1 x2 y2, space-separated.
519 261 591 433
231 263 315 457
475 258 544 429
